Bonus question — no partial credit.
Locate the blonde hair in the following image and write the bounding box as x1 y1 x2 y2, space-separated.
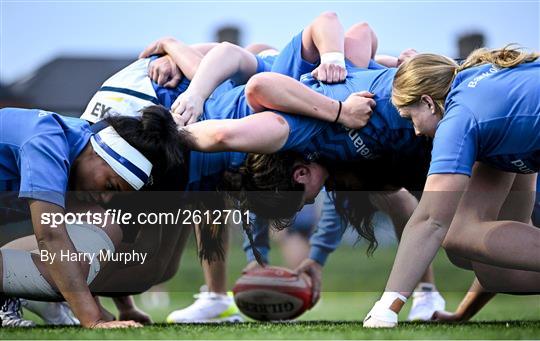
392 45 539 114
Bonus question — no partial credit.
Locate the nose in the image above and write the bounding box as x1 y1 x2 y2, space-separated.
414 127 422 136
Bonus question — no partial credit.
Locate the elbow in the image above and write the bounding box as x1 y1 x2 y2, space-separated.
245 72 274 111
218 41 238 50
212 126 235 149
346 22 372 35
217 41 242 59
317 11 339 22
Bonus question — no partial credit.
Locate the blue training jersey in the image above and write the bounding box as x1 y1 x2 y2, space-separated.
271 31 318 80
185 84 256 191
429 61 540 176
279 67 428 162
0 108 92 208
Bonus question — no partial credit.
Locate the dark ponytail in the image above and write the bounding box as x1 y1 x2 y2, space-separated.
327 158 399 256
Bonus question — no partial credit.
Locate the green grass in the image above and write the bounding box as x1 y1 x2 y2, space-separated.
1 234 539 339
2 321 540 340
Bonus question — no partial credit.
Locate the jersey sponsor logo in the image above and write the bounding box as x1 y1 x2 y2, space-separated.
90 102 112 118
38 110 50 117
467 66 499 88
510 159 535 174
346 128 374 159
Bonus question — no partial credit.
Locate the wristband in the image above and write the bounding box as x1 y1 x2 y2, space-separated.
334 101 342 123
320 52 346 68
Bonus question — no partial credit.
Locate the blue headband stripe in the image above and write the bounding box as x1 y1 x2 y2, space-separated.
93 133 149 185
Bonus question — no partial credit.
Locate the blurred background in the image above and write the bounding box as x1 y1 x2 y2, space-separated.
0 0 538 115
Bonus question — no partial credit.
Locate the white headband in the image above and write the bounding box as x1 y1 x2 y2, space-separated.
90 126 153 190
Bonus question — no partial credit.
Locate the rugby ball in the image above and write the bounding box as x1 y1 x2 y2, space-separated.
232 266 312 321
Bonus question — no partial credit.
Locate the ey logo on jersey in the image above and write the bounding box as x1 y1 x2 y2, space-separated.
89 102 113 118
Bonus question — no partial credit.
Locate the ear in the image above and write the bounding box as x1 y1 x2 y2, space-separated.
420 95 436 115
292 165 310 184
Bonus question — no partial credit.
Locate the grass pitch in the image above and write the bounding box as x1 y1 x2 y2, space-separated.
2 321 540 340
1 233 539 339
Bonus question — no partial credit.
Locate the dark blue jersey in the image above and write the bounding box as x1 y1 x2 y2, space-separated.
279 68 429 162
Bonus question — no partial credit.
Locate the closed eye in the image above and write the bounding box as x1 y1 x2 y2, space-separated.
106 182 120 191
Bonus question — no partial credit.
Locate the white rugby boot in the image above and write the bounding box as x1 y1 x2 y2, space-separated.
167 287 243 323
0 298 36 327
407 283 446 321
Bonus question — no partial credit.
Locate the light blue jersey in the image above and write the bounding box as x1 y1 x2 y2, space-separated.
429 61 540 176
0 108 91 208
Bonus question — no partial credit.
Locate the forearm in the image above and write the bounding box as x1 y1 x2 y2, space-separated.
311 12 344 56
163 40 204 80
244 215 270 263
246 72 340 121
183 112 289 154
187 42 258 99
385 175 468 296
191 42 220 55
308 193 345 265
36 232 100 325
374 54 398 68
30 201 102 326
385 215 448 296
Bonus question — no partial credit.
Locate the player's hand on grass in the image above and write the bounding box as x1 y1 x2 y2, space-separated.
312 63 347 84
242 260 265 274
431 310 465 322
90 320 143 328
119 307 153 325
139 37 177 59
171 91 205 125
148 55 183 88
294 258 323 307
340 91 375 129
